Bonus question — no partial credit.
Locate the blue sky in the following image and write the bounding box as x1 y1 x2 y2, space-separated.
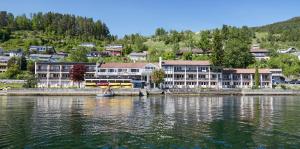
1 0 300 37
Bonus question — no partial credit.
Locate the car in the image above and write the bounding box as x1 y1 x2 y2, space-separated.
289 80 300 84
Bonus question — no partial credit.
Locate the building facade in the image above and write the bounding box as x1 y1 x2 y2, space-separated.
104 45 123 56
0 56 10 73
162 60 222 88
128 52 147 61
222 69 272 88
35 60 274 89
161 60 272 89
30 46 55 54
95 62 158 87
35 62 96 88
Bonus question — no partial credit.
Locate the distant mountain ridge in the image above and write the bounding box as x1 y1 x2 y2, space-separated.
254 17 300 33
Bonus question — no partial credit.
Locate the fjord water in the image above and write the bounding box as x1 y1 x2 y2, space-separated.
0 96 300 149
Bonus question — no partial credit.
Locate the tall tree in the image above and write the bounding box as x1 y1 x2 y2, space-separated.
254 66 260 89
210 29 224 67
198 31 211 54
70 64 87 88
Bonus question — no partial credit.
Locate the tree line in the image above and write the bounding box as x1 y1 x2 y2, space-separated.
0 11 112 41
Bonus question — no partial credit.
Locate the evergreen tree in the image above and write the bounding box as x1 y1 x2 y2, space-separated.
210 29 224 67
254 66 260 89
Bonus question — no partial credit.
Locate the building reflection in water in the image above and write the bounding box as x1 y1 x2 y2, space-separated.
1 96 297 138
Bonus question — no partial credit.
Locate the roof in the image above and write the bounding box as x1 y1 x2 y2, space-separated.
99 62 157 68
36 62 96 65
250 48 269 53
0 56 10 62
162 60 211 66
178 48 210 54
223 68 271 74
129 52 147 56
30 54 52 58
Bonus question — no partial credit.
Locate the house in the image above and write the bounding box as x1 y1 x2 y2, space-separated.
79 42 96 48
96 62 158 88
250 48 270 60
29 54 52 62
176 48 210 57
278 47 297 54
35 62 96 88
270 69 285 84
29 46 55 54
128 51 147 61
0 56 10 73
86 51 101 59
104 45 123 56
4 49 23 57
29 54 66 62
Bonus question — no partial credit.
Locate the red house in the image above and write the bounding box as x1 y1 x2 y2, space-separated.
104 45 123 56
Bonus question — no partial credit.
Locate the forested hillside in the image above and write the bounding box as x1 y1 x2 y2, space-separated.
0 11 113 51
253 17 300 49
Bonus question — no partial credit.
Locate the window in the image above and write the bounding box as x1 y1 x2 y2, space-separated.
100 69 106 72
131 69 139 72
108 69 115 72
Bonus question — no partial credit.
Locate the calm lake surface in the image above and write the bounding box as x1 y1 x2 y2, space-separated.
0 96 300 149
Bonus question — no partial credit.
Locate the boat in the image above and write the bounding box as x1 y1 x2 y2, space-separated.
97 87 115 97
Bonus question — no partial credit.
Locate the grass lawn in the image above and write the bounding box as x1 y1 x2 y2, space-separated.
0 83 24 89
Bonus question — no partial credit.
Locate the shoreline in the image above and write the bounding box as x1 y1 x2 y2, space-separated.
1 88 300 96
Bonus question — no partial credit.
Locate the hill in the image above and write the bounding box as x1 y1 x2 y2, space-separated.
0 11 113 52
254 17 300 33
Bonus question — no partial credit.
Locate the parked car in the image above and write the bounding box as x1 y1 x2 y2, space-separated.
289 80 300 84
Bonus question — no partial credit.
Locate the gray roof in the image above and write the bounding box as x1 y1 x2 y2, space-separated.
0 56 10 62
129 52 147 56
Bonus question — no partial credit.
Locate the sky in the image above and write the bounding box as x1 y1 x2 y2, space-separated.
1 0 300 37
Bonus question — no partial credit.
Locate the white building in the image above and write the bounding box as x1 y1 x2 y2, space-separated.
35 62 96 88
128 51 147 61
161 60 273 89
96 62 158 88
79 43 96 48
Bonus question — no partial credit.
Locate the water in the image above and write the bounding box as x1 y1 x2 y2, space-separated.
0 96 300 149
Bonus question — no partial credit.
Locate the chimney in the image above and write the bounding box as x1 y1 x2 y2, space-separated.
159 57 162 69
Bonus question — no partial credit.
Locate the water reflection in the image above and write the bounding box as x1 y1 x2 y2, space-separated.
0 96 300 148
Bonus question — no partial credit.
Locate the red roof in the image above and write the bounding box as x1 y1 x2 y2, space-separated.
162 60 210 66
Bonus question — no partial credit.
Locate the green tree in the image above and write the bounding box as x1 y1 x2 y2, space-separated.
5 64 20 79
210 29 224 67
7 56 18 68
223 39 254 68
163 50 176 60
151 69 165 88
254 66 260 89
198 30 211 54
182 51 193 60
23 75 38 88
155 28 167 37
18 55 27 71
68 47 88 62
27 60 35 74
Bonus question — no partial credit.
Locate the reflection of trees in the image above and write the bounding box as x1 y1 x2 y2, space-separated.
0 96 35 148
1 95 300 148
